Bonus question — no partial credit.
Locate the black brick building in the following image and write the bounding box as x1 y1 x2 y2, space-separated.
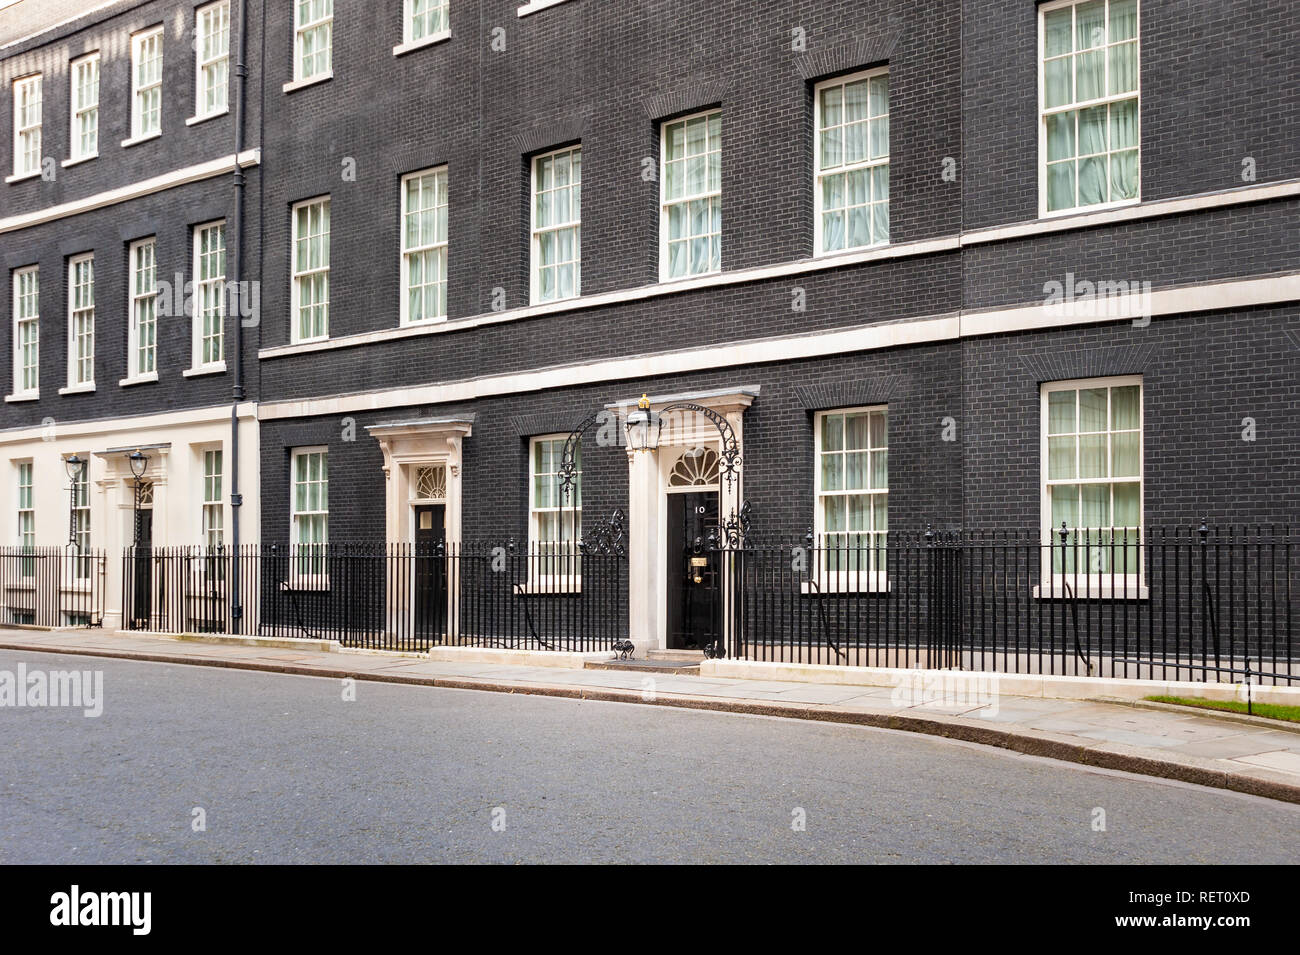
2 0 1297 655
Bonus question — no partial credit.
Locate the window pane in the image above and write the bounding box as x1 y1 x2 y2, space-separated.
1076 1 1106 49
1052 485 1080 531
1109 41 1137 95
1079 433 1108 478
1079 388 1107 431
1110 0 1138 41
1047 112 1076 162
1111 431 1140 477
1044 8 1074 57
1081 483 1109 528
1044 57 1072 109
1111 385 1140 429
1079 105 1108 155
1048 435 1076 480
1113 481 1140 526
844 413 869 450
869 411 888 448
821 413 843 451
1047 389 1076 434
1047 160 1076 211
823 496 846 533
845 452 868 490
870 450 888 490
821 454 843 492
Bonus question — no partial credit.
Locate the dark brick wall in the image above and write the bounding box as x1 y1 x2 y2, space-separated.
0 0 262 220
255 0 963 354
257 338 964 543
961 306 1300 530
0 172 261 428
260 304 1300 543
961 0 1300 230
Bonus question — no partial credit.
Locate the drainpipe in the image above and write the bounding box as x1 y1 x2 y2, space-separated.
228 0 249 631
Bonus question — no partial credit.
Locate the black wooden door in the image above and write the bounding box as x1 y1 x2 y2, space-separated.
414 504 447 642
666 491 721 651
131 510 153 626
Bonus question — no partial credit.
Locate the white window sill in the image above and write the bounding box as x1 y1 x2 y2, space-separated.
182 361 226 377
282 72 332 94
1039 196 1140 221
659 267 722 286
4 391 38 403
1033 582 1149 601
518 0 574 16
514 578 583 595
393 33 449 56
186 109 228 126
801 576 891 595
61 153 97 168
815 239 889 260
5 169 40 184
530 291 581 308
119 371 159 387
121 130 161 149
58 382 95 395
400 316 448 329
291 334 330 346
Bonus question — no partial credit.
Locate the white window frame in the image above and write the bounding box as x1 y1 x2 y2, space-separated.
289 447 329 587
192 220 227 370
11 265 38 397
290 196 330 343
399 167 448 326
125 238 158 383
68 54 99 163
1039 375 1145 596
69 456 91 578
659 108 722 283
813 67 890 256
128 26 164 144
812 406 889 593
527 434 581 589
10 74 41 180
1038 0 1141 218
292 0 333 85
66 254 94 389
193 0 231 121
400 0 450 50
530 144 582 305
201 447 224 549
16 460 35 566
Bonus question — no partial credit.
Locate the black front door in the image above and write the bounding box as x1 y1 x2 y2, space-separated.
414 504 447 642
131 509 153 626
666 491 721 652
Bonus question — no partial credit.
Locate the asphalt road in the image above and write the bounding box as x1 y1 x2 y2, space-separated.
1 649 1297 864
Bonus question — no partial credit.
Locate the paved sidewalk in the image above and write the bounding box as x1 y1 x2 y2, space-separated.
3 626 1300 805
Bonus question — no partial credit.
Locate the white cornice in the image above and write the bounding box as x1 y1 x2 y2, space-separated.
0 402 258 445
256 271 1300 422
0 150 261 234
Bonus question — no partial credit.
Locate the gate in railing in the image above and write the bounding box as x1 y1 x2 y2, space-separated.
0 547 106 628
120 513 629 653
724 525 1299 686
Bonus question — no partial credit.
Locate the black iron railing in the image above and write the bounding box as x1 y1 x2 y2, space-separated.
0 546 106 628
724 526 1298 685
121 540 628 653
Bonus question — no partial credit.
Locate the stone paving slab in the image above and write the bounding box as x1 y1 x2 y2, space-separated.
3 626 1300 804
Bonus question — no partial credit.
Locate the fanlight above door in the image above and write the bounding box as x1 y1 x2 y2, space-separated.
668 447 720 487
413 465 447 501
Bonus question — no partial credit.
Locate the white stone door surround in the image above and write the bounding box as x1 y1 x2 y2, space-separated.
611 386 757 654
